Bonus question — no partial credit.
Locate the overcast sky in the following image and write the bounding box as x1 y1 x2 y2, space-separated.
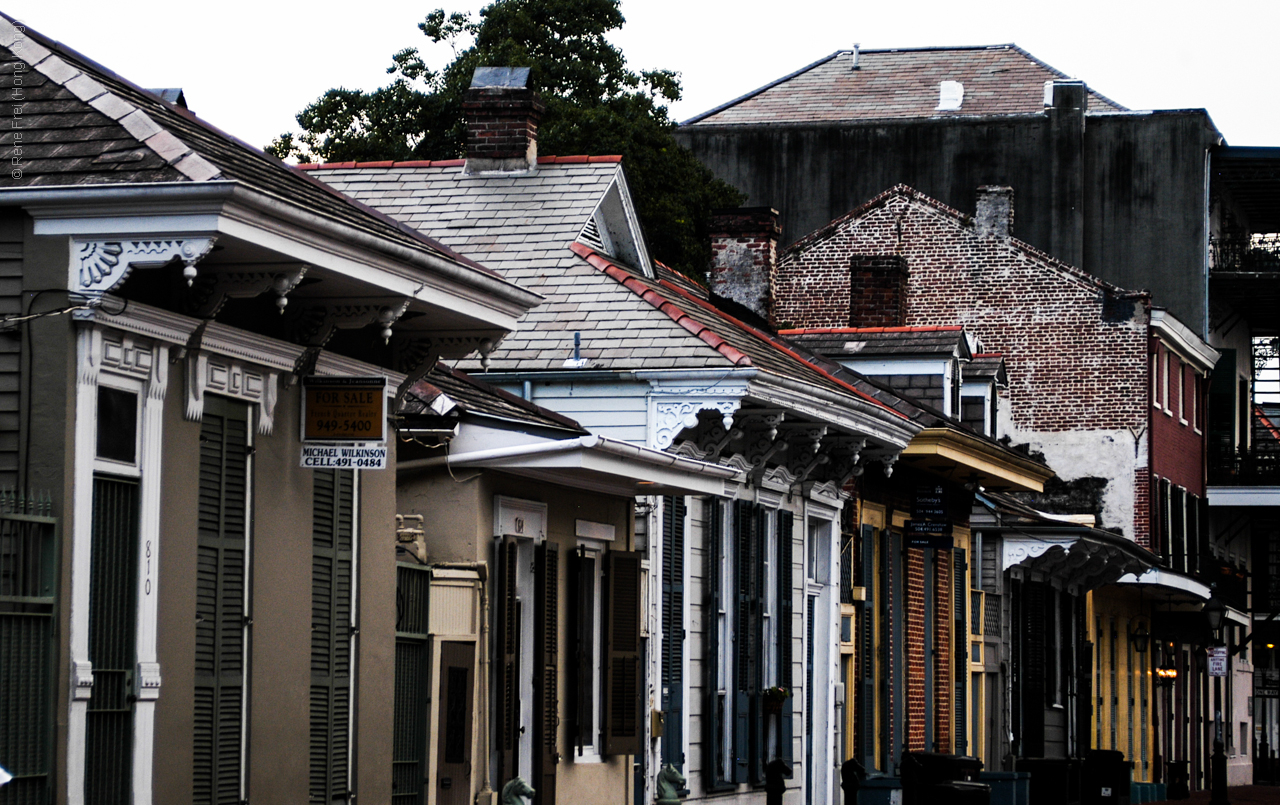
9 0 1279 152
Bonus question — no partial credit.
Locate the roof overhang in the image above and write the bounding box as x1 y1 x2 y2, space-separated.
398 432 742 498
1206 485 1280 507
1 181 542 346
1150 308 1219 372
999 527 1156 591
902 428 1054 492
1116 568 1212 602
748 371 919 451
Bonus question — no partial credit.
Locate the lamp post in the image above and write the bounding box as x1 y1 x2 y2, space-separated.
1204 596 1229 805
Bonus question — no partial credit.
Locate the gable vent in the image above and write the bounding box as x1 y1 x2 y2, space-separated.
578 216 609 254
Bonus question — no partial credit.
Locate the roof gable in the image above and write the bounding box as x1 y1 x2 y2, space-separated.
683 45 1124 126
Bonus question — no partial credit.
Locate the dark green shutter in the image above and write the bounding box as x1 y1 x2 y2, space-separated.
603 551 641 756
194 400 249 805
859 525 876 771
86 477 139 805
732 502 763 783
311 469 354 802
1020 581 1046 758
777 510 794 767
0 498 58 805
534 542 559 804
392 564 430 804
704 499 726 786
568 547 593 755
660 496 686 770
496 538 519 784
953 549 968 755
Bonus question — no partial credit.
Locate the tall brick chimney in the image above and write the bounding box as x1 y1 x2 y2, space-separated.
709 207 781 322
462 66 545 174
974 186 1014 239
849 255 908 327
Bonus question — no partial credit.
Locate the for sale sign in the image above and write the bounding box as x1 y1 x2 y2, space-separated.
300 376 388 469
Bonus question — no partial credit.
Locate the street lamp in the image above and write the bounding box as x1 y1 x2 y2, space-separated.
1132 623 1150 653
1204 596 1230 805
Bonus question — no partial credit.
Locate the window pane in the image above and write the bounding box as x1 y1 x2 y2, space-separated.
96 387 137 463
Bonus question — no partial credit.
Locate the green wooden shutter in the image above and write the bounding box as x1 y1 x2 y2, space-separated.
534 541 559 804
194 401 249 805
660 496 686 770
392 564 430 805
704 499 725 786
858 525 876 771
311 469 355 803
496 538 519 783
86 476 139 805
732 501 757 783
603 550 641 756
1020 581 1046 758
776 510 794 767
568 547 594 756
953 549 968 755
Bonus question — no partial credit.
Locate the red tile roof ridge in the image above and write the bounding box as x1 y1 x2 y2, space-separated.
571 243 908 420
777 325 963 335
297 155 621 170
653 277 908 420
569 242 752 367
972 352 1005 358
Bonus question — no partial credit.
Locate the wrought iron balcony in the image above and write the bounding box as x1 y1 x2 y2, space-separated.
1208 445 1280 485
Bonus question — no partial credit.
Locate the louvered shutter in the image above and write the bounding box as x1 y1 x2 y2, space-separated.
603 550 641 756
392 565 430 804
858 525 876 771
887 531 904 771
568 547 592 755
194 400 249 805
534 542 560 804
953 549 968 755
776 510 794 767
1021 581 1046 758
732 501 756 783
660 496 686 770
85 476 140 805
311 469 355 802
496 538 519 783
704 500 725 785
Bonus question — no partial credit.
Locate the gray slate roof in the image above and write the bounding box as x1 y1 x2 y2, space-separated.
404 363 586 433
780 327 972 359
309 162 731 372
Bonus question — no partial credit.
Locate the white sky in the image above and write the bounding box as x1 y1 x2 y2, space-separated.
9 0 1280 152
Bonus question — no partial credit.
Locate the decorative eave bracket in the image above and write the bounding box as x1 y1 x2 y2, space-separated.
72 237 217 305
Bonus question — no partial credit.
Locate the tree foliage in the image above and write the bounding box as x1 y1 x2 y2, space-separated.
267 0 742 278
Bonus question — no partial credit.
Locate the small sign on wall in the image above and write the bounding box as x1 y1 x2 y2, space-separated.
1208 645 1228 677
300 376 388 469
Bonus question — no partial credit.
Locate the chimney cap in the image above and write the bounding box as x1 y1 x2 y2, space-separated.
470 66 532 90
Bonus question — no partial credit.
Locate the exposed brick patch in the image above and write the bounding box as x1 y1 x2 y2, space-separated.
709 207 781 321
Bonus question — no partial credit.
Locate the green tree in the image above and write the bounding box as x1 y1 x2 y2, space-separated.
266 0 742 278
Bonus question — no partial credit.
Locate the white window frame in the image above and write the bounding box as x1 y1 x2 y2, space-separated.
1162 350 1172 415
762 509 778 689
1151 353 1160 409
716 503 734 783
573 538 607 763
1177 356 1188 425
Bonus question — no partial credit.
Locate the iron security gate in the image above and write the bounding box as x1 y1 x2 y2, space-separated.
0 492 57 805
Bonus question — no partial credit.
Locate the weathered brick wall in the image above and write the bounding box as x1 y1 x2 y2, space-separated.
778 187 1153 540
462 87 544 160
1150 342 1207 496
709 208 780 320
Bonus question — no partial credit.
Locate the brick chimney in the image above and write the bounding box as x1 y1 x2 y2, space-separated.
974 186 1014 239
849 255 908 327
462 66 545 174
709 207 781 322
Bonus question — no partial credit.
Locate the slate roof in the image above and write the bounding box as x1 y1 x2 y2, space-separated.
683 45 1124 126
965 354 1009 386
0 15 485 275
403 363 586 433
778 326 971 359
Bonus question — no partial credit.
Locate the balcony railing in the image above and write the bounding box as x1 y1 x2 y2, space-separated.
1211 232 1280 273
1208 445 1280 485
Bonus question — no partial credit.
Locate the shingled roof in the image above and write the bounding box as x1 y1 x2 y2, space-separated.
778 326 972 359
403 363 587 434
683 45 1124 126
0 15 484 274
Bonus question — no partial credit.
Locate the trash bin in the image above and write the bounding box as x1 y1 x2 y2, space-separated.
1164 760 1190 800
1080 749 1132 805
900 752 989 805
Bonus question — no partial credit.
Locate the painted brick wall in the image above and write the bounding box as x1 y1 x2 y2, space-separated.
1150 343 1206 496
778 187 1154 541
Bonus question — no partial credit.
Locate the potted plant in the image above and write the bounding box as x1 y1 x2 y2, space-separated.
762 686 790 715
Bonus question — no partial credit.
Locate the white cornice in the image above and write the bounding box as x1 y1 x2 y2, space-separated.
1151 308 1219 372
747 372 919 449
